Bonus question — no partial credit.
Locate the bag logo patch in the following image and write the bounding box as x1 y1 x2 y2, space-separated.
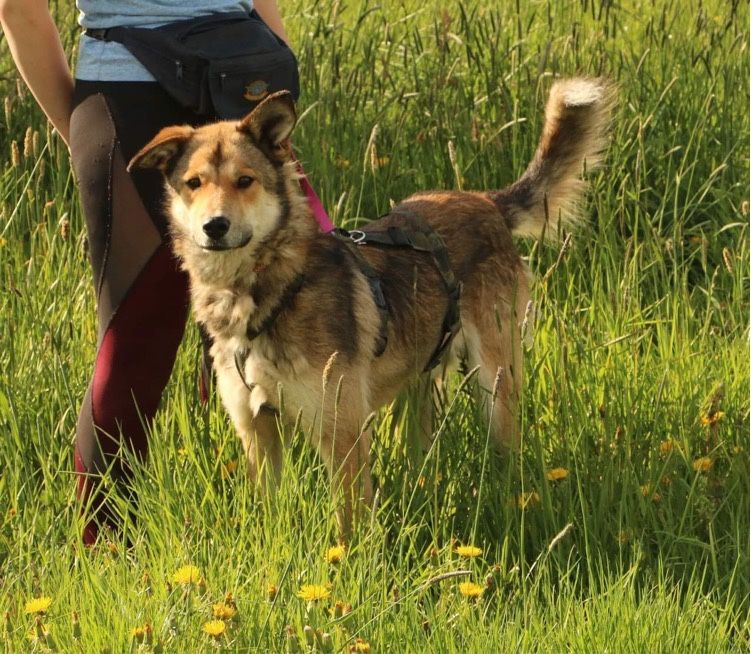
244 80 270 102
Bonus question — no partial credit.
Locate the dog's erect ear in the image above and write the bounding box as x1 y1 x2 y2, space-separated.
237 91 297 156
127 125 194 173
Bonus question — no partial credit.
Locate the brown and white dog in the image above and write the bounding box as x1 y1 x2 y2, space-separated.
129 78 612 532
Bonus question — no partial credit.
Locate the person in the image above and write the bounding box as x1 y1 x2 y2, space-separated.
0 0 307 544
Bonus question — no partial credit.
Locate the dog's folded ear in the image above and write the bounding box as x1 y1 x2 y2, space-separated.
237 91 297 162
127 125 194 173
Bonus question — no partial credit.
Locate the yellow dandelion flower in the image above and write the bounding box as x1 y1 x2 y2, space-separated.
171 564 201 585
8 508 17 518
221 459 239 479
212 602 237 620
546 467 569 481
458 581 484 599
267 583 279 602
640 483 662 503
353 637 371 652
326 544 346 564
202 620 226 637
516 491 541 510
454 545 482 558
700 411 725 427
659 439 674 455
732 446 744 456
297 584 331 602
692 457 713 473
24 597 52 615
131 625 146 641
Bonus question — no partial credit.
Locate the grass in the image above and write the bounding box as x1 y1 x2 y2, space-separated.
0 0 748 651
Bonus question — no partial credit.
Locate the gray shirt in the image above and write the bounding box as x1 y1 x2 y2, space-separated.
75 1 254 81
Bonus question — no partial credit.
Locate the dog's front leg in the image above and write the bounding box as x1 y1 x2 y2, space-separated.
321 426 373 537
243 406 283 489
214 359 282 491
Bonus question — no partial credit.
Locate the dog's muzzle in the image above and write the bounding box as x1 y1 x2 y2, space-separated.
199 216 252 251
203 216 230 240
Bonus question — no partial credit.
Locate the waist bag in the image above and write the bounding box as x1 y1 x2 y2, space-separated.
84 11 300 119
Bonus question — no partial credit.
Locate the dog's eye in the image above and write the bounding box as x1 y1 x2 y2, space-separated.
186 177 202 190
237 176 254 189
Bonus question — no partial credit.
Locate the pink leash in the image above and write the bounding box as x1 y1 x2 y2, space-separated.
295 155 335 232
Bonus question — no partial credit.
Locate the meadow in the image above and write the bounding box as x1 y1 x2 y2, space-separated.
0 0 748 651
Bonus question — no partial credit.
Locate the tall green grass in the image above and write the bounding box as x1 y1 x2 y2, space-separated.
0 0 748 651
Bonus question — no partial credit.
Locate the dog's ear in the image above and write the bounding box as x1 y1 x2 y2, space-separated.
237 91 296 161
127 125 194 173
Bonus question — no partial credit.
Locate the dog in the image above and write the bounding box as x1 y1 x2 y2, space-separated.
128 78 612 533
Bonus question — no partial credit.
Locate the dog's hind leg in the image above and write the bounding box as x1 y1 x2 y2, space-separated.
459 270 531 451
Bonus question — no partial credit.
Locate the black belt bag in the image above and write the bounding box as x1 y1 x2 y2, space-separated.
84 11 300 119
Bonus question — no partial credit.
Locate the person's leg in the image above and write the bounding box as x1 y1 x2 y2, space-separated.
69 82 204 543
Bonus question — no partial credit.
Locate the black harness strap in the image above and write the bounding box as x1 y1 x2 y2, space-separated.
233 272 305 396
246 273 305 341
331 236 389 357
333 210 461 372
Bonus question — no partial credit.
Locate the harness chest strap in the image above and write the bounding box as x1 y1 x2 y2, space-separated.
233 272 305 396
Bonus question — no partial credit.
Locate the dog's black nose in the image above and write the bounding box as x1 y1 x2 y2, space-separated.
203 216 230 240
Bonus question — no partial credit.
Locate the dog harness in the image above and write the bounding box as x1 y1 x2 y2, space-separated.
233 210 461 394
332 209 461 372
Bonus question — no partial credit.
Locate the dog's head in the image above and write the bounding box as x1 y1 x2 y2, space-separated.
128 92 298 253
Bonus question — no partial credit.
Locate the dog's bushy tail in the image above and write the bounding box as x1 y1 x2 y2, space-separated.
489 78 614 238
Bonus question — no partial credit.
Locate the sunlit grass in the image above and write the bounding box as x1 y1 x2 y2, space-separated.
0 0 748 651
